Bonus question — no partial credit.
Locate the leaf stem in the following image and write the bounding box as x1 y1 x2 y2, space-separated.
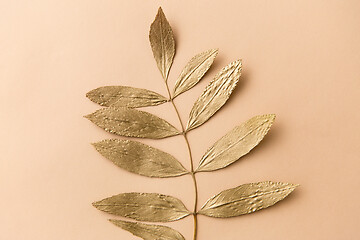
165 83 199 240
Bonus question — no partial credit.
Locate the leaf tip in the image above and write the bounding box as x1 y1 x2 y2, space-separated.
155 6 166 21
108 219 117 224
260 114 276 125
236 59 242 66
285 183 299 195
269 113 276 122
85 88 94 97
85 89 100 105
92 200 99 208
83 113 92 119
229 59 242 72
90 142 99 148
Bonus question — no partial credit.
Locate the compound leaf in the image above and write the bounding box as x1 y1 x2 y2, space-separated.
93 139 188 178
173 49 218 98
199 181 298 218
186 60 242 131
93 193 191 222
149 7 175 81
196 114 276 172
109 220 185 240
86 86 167 108
85 107 180 139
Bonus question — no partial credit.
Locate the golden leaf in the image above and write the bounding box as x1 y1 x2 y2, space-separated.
198 181 298 218
86 86 168 108
93 193 191 222
186 60 242 131
109 219 185 240
196 114 276 172
93 139 189 178
85 107 180 139
149 7 175 81
87 8 299 239
173 49 218 98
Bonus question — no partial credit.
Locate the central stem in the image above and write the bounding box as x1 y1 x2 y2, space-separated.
164 82 198 240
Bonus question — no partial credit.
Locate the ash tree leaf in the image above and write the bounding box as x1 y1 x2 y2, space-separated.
93 139 189 178
186 59 242 131
198 181 298 218
196 114 276 172
149 7 175 81
86 86 168 108
173 49 218 98
109 219 185 240
93 193 191 222
85 107 180 139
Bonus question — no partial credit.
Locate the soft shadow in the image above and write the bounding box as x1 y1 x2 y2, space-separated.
171 24 181 55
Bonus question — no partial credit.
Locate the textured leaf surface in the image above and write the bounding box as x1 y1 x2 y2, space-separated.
186 60 242 131
93 139 188 178
109 220 185 240
86 86 167 108
173 49 218 98
199 181 298 218
85 107 180 139
149 7 175 81
196 114 276 172
93 193 191 222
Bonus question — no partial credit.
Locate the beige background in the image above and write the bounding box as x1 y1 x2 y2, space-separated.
1 0 360 239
